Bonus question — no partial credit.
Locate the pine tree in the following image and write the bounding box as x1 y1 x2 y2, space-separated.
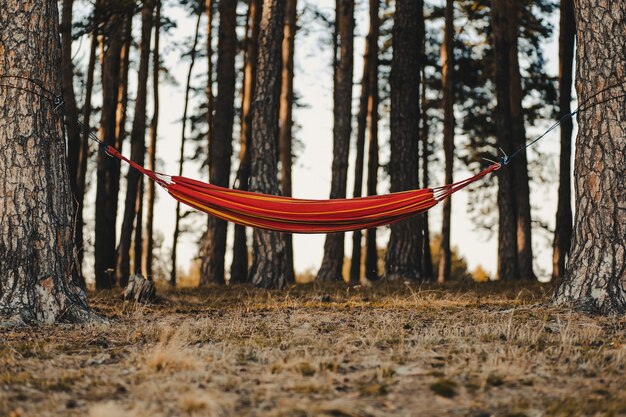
316 0 355 282
248 0 287 289
0 0 91 323
200 0 238 286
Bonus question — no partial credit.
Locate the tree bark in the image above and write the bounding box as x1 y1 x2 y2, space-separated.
116 0 154 287
94 4 126 289
231 0 262 284
385 0 423 282
553 0 626 314
364 0 380 282
0 0 91 323
491 0 519 281
316 0 355 282
171 6 200 286
143 0 161 281
437 0 454 284
279 0 298 284
552 0 575 281
200 0 237 286
248 0 287 289
507 0 535 281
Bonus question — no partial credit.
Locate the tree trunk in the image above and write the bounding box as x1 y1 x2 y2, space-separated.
507 0 535 281
134 181 144 276
75 28 98 271
437 0 454 284
552 0 575 281
553 0 626 314
420 16 433 280
231 0 262 284
385 0 423 282
200 0 237 286
143 0 161 281
116 0 154 287
60 0 81 209
171 6 200 286
491 0 519 281
248 0 287 289
348 7 373 286
279 0 298 285
364 0 380 282
94 5 126 289
0 0 91 323
316 0 355 282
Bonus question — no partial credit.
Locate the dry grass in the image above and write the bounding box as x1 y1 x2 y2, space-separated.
1 281 625 417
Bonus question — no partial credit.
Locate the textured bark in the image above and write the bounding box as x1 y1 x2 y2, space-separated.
143 0 161 280
384 0 423 282
279 0 298 284
171 7 200 286
248 0 287 289
492 0 519 281
200 0 237 286
364 0 380 282
116 0 154 287
231 0 262 284
507 0 535 281
94 4 126 289
0 0 91 323
552 0 575 281
553 0 626 314
75 29 98 269
437 0 454 284
316 0 355 282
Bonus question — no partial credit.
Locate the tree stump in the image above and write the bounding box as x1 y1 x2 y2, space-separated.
123 275 156 304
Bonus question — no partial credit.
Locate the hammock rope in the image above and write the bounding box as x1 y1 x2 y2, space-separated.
1 75 624 234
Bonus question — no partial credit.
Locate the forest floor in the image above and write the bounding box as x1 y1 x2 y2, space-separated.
1 281 626 417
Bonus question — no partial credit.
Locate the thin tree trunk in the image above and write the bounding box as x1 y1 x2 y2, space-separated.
437 0 454 284
553 0 626 314
317 0 355 282
348 16 372 286
143 0 161 280
248 0 287 289
75 28 98 271
385 0 423 282
0 0 91 323
116 0 154 287
231 0 262 284
171 7 201 286
507 0 535 281
279 0 298 284
552 0 575 281
364 0 380 282
491 0 519 281
94 4 126 289
134 181 144 276
420 15 433 280
60 0 81 207
200 0 238 286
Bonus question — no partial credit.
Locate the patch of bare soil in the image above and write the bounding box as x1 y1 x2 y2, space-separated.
1 282 625 417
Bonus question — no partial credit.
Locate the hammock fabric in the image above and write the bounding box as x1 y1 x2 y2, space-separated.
106 146 500 234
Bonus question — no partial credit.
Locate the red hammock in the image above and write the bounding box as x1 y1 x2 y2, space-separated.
106 146 500 234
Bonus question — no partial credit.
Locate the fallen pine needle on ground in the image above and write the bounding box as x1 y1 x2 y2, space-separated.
1 281 625 417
